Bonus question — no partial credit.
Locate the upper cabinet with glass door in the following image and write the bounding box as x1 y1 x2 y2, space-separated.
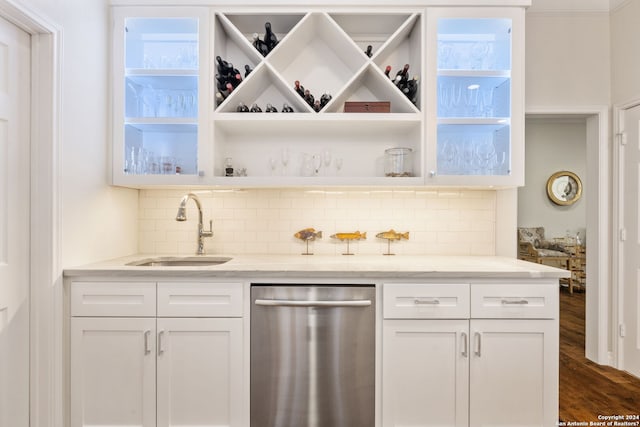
426 8 525 187
112 7 211 187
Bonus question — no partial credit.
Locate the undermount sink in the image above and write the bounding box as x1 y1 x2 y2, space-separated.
126 256 232 267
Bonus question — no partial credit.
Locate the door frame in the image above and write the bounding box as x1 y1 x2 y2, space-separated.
613 97 640 373
0 1 62 426
525 105 610 365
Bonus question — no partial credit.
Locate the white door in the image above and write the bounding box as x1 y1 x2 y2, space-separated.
620 103 640 377
469 319 558 427
382 319 469 427
0 15 31 427
70 317 157 427
156 317 243 427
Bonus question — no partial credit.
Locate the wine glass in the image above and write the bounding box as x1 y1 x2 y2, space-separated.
323 149 332 175
312 154 322 176
281 148 289 175
269 157 277 176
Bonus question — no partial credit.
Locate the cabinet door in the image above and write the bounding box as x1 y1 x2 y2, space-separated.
426 7 525 187
470 319 558 426
382 319 469 427
70 317 156 427
156 318 243 427
111 7 211 186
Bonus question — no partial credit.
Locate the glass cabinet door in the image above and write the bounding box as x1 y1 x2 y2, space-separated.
112 8 210 185
427 9 524 186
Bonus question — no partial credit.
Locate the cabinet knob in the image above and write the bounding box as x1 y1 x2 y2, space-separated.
429 170 436 177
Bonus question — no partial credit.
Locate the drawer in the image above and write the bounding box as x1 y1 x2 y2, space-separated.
471 284 557 319
71 281 156 317
157 282 243 317
383 283 470 319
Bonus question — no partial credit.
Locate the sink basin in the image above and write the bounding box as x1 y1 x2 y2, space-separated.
126 256 232 267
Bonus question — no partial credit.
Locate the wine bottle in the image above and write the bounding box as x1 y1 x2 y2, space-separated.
303 89 314 107
265 103 278 113
250 103 262 112
395 64 410 88
264 22 279 52
252 33 269 57
313 99 321 112
236 102 249 112
364 45 373 58
244 64 253 77
320 92 332 108
282 103 294 113
294 80 305 98
384 65 392 79
404 76 419 105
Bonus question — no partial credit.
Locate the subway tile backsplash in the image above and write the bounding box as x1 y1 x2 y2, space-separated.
138 188 497 256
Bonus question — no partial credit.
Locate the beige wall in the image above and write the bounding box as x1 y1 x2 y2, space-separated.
518 118 587 241
525 10 610 108
611 0 640 104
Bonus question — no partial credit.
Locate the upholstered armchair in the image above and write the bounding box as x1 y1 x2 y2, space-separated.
517 227 570 267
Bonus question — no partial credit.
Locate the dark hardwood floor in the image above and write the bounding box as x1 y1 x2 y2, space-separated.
559 288 640 422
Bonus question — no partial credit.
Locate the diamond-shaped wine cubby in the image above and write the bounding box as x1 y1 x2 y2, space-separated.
373 13 423 111
267 13 367 105
327 64 418 114
215 64 310 113
329 13 412 61
220 13 304 59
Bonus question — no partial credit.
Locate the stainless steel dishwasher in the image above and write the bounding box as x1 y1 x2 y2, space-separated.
251 285 375 427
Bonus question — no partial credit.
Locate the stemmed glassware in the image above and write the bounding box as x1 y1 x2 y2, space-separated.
281 148 289 175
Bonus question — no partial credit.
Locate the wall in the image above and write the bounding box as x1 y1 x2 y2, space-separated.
525 9 610 108
19 0 138 267
518 118 587 241
139 188 497 256
610 0 640 104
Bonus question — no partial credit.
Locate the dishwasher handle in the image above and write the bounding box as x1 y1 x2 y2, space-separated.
255 299 372 308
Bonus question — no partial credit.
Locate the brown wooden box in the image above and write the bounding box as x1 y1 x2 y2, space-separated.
344 101 390 113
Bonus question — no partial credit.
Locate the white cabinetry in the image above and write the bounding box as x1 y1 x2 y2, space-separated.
111 5 525 188
382 283 558 427
69 281 244 427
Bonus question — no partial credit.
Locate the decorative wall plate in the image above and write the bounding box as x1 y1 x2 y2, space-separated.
546 171 582 206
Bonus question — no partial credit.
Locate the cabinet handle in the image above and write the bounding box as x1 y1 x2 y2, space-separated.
143 330 151 355
158 330 165 355
501 299 529 305
461 332 468 358
414 298 440 305
474 332 482 357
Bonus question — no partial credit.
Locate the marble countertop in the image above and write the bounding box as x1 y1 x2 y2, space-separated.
63 254 570 280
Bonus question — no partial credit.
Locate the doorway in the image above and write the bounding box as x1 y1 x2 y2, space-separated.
523 108 610 366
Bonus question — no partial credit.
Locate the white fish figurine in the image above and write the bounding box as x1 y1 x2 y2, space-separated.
376 229 409 241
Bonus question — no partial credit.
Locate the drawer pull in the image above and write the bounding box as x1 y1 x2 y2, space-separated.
414 298 440 305
143 330 151 355
158 330 165 355
501 299 529 305
474 332 482 357
461 332 468 358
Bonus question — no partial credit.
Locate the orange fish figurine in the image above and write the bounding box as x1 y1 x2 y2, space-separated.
376 229 409 241
330 231 367 241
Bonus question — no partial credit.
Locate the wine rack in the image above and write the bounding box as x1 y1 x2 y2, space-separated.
111 6 524 188
210 10 423 185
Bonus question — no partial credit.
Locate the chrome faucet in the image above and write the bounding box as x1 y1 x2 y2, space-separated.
175 192 213 255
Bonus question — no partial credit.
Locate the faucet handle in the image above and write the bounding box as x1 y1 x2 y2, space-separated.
201 220 213 238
